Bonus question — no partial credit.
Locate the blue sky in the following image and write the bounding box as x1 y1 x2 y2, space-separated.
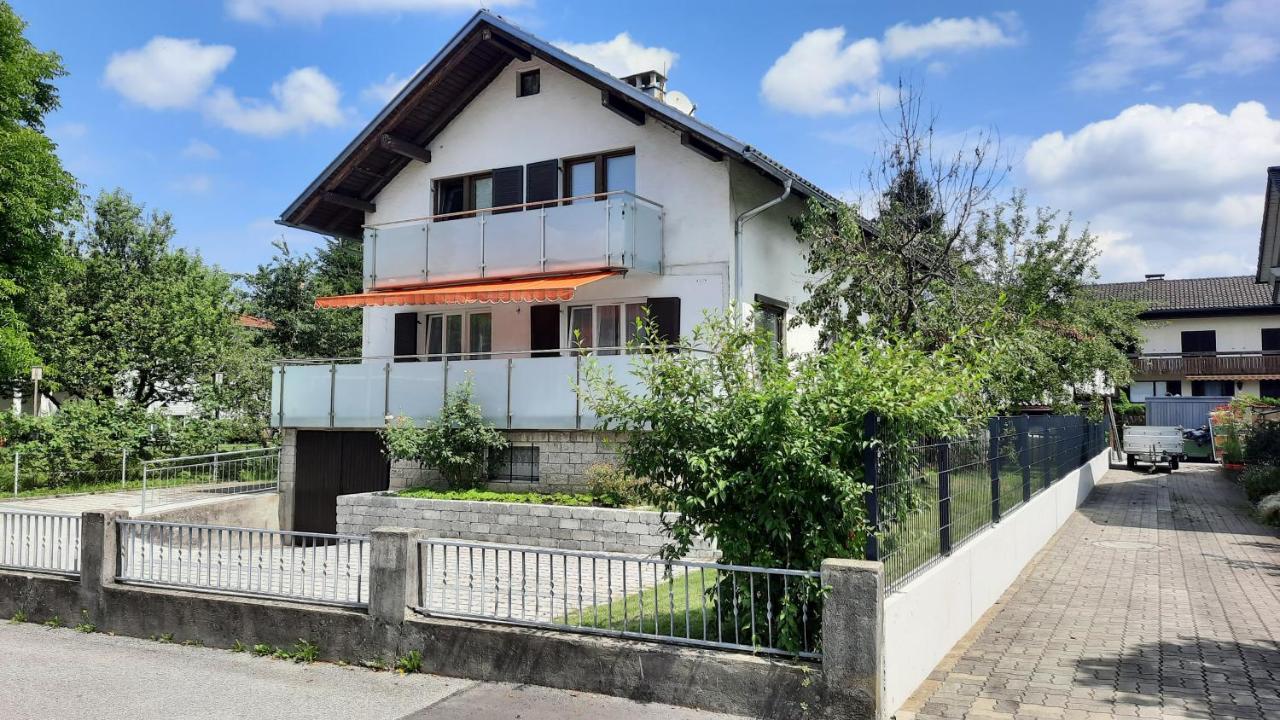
13 0 1280 281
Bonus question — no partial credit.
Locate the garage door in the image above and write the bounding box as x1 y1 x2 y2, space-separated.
293 430 390 534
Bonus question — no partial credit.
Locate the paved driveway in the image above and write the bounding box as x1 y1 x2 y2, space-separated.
899 464 1280 720
0 621 745 720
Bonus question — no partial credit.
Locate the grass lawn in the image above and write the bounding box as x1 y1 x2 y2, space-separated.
560 567 717 639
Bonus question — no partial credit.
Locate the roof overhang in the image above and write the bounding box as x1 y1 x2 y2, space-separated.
1256 166 1280 294
314 270 620 308
278 11 833 241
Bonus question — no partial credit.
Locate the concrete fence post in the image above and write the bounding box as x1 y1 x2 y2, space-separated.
368 527 422 625
821 558 885 720
79 510 128 618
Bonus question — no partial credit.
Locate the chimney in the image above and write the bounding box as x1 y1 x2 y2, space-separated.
621 70 667 101
1145 273 1165 281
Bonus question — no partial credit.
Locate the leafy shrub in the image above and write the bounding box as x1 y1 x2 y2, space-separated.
231 640 247 653
1244 420 1280 467
397 488 598 506
1259 492 1280 526
381 381 507 490
9 610 27 623
43 615 62 628
585 463 641 507
251 643 273 656
290 639 320 664
1241 465 1280 503
395 650 423 674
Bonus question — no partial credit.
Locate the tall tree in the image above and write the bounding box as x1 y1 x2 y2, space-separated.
0 2 81 385
29 190 237 405
244 237 362 358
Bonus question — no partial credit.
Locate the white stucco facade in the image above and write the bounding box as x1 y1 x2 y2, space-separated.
1129 313 1280 401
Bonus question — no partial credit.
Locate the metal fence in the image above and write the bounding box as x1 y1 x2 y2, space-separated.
0 510 80 576
6 448 140 498
414 539 823 659
872 415 1106 591
116 519 369 607
140 447 280 513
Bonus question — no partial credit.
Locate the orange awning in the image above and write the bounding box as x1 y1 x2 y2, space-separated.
315 271 620 309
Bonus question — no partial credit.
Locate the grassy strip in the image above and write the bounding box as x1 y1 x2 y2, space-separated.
396 487 611 507
560 568 716 639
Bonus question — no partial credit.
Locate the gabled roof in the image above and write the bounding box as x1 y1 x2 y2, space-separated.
1089 275 1276 317
279 10 834 240
1258 166 1280 291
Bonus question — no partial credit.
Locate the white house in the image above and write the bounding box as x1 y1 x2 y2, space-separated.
270 11 831 532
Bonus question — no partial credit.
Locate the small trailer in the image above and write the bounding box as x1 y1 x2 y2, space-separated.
1123 425 1185 471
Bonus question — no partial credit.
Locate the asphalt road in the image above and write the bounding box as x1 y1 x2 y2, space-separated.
0 621 746 719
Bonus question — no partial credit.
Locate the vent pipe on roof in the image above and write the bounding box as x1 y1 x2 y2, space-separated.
1145 273 1165 281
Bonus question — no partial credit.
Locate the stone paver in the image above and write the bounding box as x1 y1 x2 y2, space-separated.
900 464 1280 720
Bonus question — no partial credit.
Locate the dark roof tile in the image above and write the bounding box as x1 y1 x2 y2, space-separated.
1089 275 1273 313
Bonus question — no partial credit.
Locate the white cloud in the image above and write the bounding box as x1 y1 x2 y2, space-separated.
361 72 412 105
226 0 519 24
182 139 220 160
170 174 214 194
553 33 678 77
762 15 1020 116
1024 101 1280 281
205 67 346 137
882 15 1020 59
104 37 235 110
1074 0 1280 90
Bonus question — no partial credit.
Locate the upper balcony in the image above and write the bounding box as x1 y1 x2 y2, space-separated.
363 191 663 290
1131 351 1280 379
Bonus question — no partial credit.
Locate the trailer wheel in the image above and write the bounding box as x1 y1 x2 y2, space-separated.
1170 458 1180 471
1126 454 1137 469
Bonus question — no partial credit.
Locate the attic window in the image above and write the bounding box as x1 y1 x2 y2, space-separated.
518 69 540 97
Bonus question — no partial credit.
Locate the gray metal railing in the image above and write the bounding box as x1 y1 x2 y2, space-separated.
140 447 280 513
0 510 80 576
414 539 823 659
116 519 369 607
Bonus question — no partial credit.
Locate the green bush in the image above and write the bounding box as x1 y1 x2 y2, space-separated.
1244 421 1280 467
397 488 598 506
585 463 641 507
1259 492 1280 526
1240 465 1280 503
380 380 508 490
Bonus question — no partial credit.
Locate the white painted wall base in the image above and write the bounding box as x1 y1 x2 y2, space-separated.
883 449 1111 714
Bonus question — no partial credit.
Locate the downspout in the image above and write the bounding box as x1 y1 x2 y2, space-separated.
733 178 792 312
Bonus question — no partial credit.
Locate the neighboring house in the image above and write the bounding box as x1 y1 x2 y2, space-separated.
1091 274 1280 402
270 11 830 533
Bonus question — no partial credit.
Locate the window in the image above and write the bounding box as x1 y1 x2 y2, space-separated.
424 311 491 360
562 149 635 203
489 445 540 482
1165 380 1182 396
754 297 787 358
517 69 540 97
569 301 647 354
1263 328 1280 352
433 172 495 217
1192 380 1235 397
1180 330 1216 355
1262 380 1280 399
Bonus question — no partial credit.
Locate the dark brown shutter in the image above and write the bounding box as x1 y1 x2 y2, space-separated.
647 297 680 349
492 165 524 211
393 312 419 361
530 304 561 358
526 159 560 207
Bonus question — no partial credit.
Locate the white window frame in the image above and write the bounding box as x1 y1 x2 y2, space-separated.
422 309 493 360
565 299 647 355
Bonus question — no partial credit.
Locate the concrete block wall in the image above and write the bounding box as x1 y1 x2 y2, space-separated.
337 492 717 559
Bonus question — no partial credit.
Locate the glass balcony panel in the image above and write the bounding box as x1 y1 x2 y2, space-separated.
481 211 543 277
543 202 609 274
509 356 579 429
579 355 644 429
428 218 484 284
445 359 508 426
370 224 428 289
629 199 663 273
387 362 446 425
280 365 333 428
332 362 387 428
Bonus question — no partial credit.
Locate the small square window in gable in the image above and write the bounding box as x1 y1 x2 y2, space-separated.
518 69 540 97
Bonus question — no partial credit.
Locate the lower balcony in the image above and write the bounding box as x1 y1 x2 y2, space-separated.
1130 351 1280 379
270 349 663 431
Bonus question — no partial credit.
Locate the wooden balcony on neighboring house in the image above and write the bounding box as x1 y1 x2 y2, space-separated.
1130 351 1280 380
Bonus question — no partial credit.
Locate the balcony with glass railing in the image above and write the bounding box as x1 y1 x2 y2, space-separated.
270 346 691 431
363 191 663 289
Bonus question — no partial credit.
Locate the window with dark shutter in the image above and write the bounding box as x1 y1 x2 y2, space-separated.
526 159 560 208
393 312 419 362
1180 330 1216 355
491 165 524 212
646 297 680 350
1263 328 1280 352
530 305 560 358
1262 380 1280 398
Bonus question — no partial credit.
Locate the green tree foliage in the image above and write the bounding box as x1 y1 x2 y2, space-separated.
380 381 508 489
192 326 276 443
581 314 987 651
28 190 237 405
0 2 81 385
244 238 362 359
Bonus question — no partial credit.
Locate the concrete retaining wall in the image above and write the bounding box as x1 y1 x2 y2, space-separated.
336 492 717 559
141 493 280 529
881 449 1110 714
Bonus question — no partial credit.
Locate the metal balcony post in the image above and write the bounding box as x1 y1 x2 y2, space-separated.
506 358 513 429
421 222 429 285
603 197 612 266
277 366 286 428
539 207 547 273
368 229 378 289
478 215 487 278
328 363 336 428
383 361 391 419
